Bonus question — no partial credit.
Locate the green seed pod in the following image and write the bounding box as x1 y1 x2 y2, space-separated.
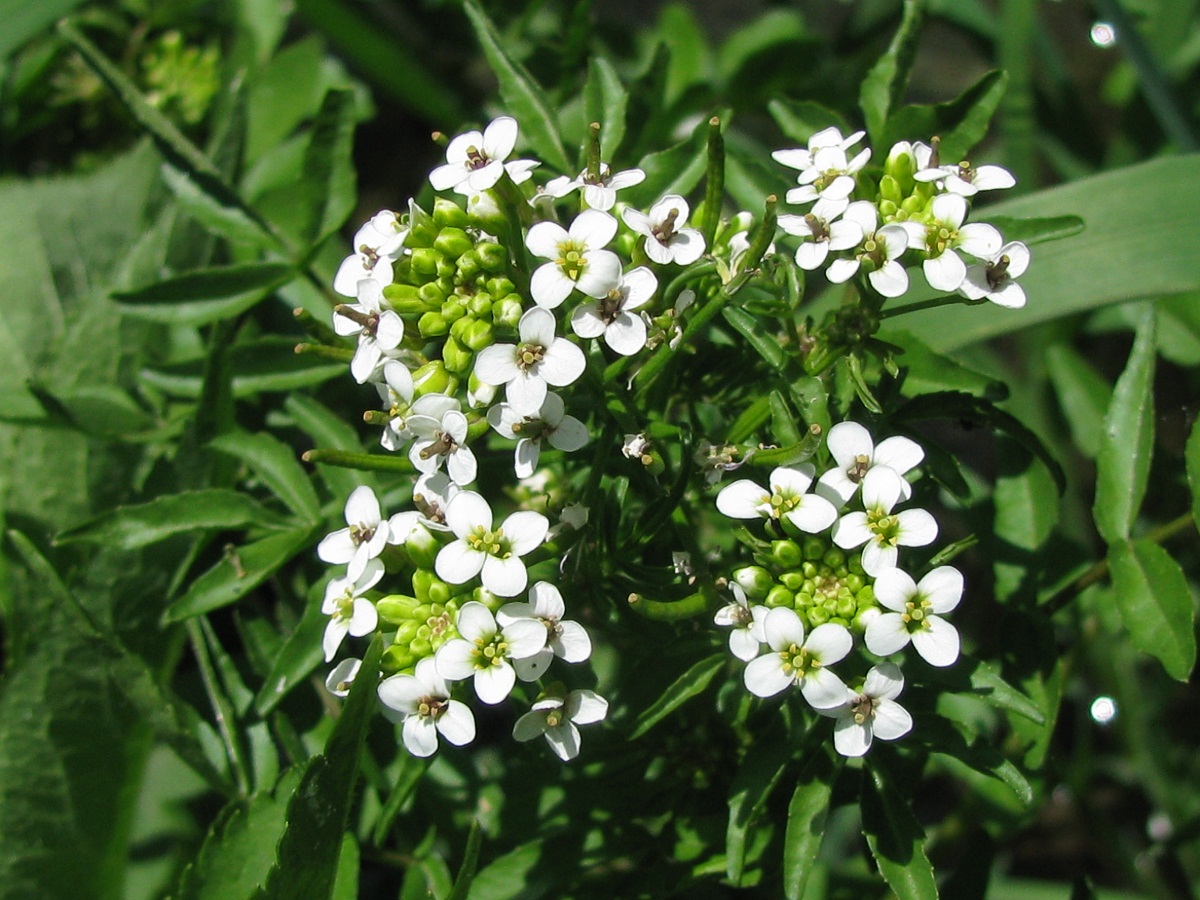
411 247 442 276
765 585 794 608
418 310 450 337
477 242 508 273
435 227 474 260
433 197 469 230
771 539 804 569
733 565 774 599
627 591 709 621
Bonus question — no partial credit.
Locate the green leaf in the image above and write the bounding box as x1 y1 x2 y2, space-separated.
966 660 1045 725
726 732 789 885
466 840 545 900
210 431 321 522
895 390 1065 494
296 88 357 245
284 394 375 499
165 526 319 622
175 766 306 900
332 834 360 900
253 589 327 716
885 70 1008 163
872 156 1200 351
0 0 87 58
254 639 381 900
56 490 278 550
658 3 711 104
462 0 570 173
139 337 346 398
112 263 296 326
626 653 725 740
1044 343 1111 459
371 755 429 846
859 0 927 148
983 214 1085 246
1094 305 1157 544
769 389 802 447
768 98 851 145
160 163 278 250
1188 416 1200 529
584 56 628 163
25 382 162 440
246 36 329 163
624 115 710 208
861 760 939 900
722 307 786 370
882 328 1006 398
447 820 484 900
992 444 1059 604
783 753 839 900
1109 538 1196 682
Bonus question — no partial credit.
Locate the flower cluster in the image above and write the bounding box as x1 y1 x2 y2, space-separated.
312 114 1009 766
714 421 963 757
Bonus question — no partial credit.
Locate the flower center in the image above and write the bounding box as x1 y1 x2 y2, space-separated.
359 244 380 270
901 596 933 631
866 508 901 547
599 288 625 324
814 169 841 192
471 633 510 669
847 453 871 483
516 341 546 371
651 208 680 245
779 643 817 678
804 213 830 242
419 429 458 461
926 223 959 255
349 523 376 546
335 590 356 621
417 694 448 720
730 605 753 627
465 145 490 171
985 254 1011 290
850 693 877 725
556 239 589 281
413 492 447 526
957 160 975 183
545 708 564 727
426 609 452 638
766 488 801 518
467 525 510 558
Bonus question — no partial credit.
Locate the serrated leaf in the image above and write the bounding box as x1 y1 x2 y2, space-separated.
626 653 725 740
56 489 278 550
885 70 1007 162
726 729 789 885
1110 539 1196 682
165 526 319 622
462 1 570 173
175 766 306 900
254 640 381 900
783 753 839 900
1094 305 1157 544
210 431 321 522
859 0 926 148
862 760 939 900
1045 343 1111 458
584 56 628 163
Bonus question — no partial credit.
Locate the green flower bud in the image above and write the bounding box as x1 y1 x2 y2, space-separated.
808 606 830 625
472 586 502 613
477 242 508 273
879 174 904 206
411 360 452 397
779 571 805 592
418 310 449 337
733 565 774 599
765 585 794 608
835 596 856 618
822 547 845 569
771 539 804 569
442 335 473 373
381 644 417 675
411 568 435 602
405 525 440 570
801 561 818 579
433 197 469 230
441 298 467 322
828 616 851 629
411 247 442 276
463 318 494 351
845 574 864 594
435 227 474 260
856 585 876 607
375 593 421 625
901 195 928 217
493 296 524 330
456 251 481 281
450 315 472 341
418 281 446 307
467 292 493 318
802 537 827 560
436 259 456 280
486 276 515 297
427 578 451 607
878 199 900 221
467 191 507 235
410 637 433 659
795 591 814 608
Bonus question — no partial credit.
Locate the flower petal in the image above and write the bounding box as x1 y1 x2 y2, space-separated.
435 539 485 585
912 615 960 667
503 510 550 555
544 722 582 761
871 698 912 741
716 479 769 519
800 667 849 710
474 662 516 704
436 700 477 746
402 716 440 757
567 689 609 724
919 565 964 613
513 710 549 742
805 623 853 665
553 620 592 662
744 655 793 698
833 716 872 757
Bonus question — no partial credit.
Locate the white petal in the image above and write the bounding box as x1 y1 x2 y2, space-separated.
912 616 960 667
526 221 570 259
447 448 478 486
826 422 873 467
513 649 554 681
317 529 356 565
571 209 618 248
322 618 350 662
348 598 378 636
539 338 586 387
482 116 517 160
871 698 912 741
513 439 539 479
931 193 968 228
744 655 793 697
444 490 490 536
784 495 838 533
716 479 769 519
435 540 485 585
805 623 853 665
622 267 658 307
604 314 647 356
436 701 476 746
552 620 592 662
503 510 550 555
345 485 381 527
513 710 549 742
959 223 1002 258
503 617 549 659
800 667 849 710
795 241 829 271
771 465 815 495
896 508 938 547
544 722 582 761
763 606 806 650
861 541 897 576
868 262 909 298
506 371 547 416
575 251 622 298
571 304 607 339
377 674 424 715
528 581 565 618
872 436 923 475
567 689 609 724
402 716 440 757
833 717 872 757
729 627 761 661
825 257 860 284
548 415 589 453
530 263 575 309
989 282 1026 309
919 566 964 613
482 554 529 597
668 230 705 265
474 662 516 704
455 601 497 642
863 662 905 700
831 512 871 549
474 344 519 386
924 251 966 292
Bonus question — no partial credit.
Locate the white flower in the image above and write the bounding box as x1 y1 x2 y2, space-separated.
777 210 862 271
487 392 589 479
866 566 963 667
914 159 1016 197
570 266 657 355
743 607 852 709
817 421 924 506
435 491 549 597
333 210 407 297
544 164 646 211
429 116 519 194
497 581 592 680
321 561 382 661
410 471 459 532
898 194 1001 292
622 432 651 461
782 137 871 212
824 202 911 299
378 657 476 756
324 657 362 698
526 210 622 308
407 397 477 486
334 280 405 384
716 465 838 534
318 486 400 581
434 601 547 703
474 307 586 415
622 195 705 265
559 503 589 531
959 241 1030 309
714 583 768 661
376 360 416 451
773 127 867 175
831 468 937 576
818 662 913 757
513 689 608 761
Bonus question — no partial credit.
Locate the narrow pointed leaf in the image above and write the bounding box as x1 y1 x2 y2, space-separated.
768 98 851 145
1045 343 1111 458
885 69 1008 162
584 56 628 162
446 820 484 900
462 0 570 173
285 394 376 499
1188 416 1200 528
1109 538 1196 682
56 490 278 550
862 760 939 900
253 593 327 716
723 307 786 370
626 653 725 740
859 0 927 148
726 732 790 885
1094 305 1156 544
783 753 840 900
624 115 711 207
210 431 321 522
296 88 357 245
160 163 279 249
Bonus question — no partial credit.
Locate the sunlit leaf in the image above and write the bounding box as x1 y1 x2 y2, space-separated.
1109 538 1196 682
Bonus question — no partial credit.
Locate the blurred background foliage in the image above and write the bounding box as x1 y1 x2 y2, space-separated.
1 0 1199 898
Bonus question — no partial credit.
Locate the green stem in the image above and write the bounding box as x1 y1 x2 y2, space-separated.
295 342 354 362
877 293 983 319
302 449 416 472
